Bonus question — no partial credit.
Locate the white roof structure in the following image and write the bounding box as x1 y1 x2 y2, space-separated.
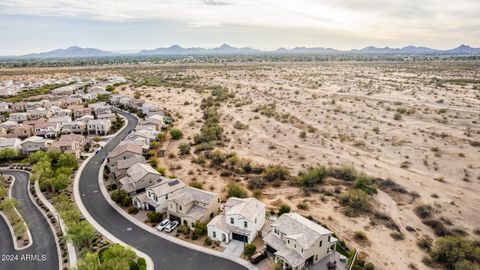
225 197 265 223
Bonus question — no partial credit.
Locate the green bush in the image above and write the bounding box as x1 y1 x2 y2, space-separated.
278 204 291 215
146 212 163 224
365 262 375 270
170 129 183 140
430 236 480 269
244 244 256 257
204 237 212 246
226 183 247 198
194 221 207 236
297 166 327 187
262 164 290 182
354 174 377 194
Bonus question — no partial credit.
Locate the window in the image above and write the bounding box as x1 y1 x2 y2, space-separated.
230 217 234 224
328 235 331 242
287 240 290 244
274 228 279 235
319 240 322 247
179 205 182 211
213 231 216 238
243 221 247 228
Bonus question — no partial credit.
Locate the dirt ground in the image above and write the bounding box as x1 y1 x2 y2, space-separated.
4 61 479 270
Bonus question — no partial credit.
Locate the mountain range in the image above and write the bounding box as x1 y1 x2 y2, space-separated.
6 44 480 59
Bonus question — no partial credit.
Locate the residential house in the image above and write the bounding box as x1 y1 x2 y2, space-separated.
25 101 43 111
87 119 111 135
21 136 48 153
62 97 82 108
0 137 21 151
133 177 186 212
114 155 146 179
27 107 51 120
263 213 338 270
60 121 86 134
49 134 85 158
167 187 220 229
106 142 143 173
208 197 266 244
128 98 145 109
0 120 19 132
82 93 97 101
141 116 164 131
48 115 72 124
8 112 29 123
70 105 92 119
0 102 9 113
34 121 60 138
53 109 72 118
9 102 26 112
119 163 162 194
118 96 132 107
11 124 34 139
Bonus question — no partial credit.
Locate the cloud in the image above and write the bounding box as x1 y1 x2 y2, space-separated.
203 0 232 6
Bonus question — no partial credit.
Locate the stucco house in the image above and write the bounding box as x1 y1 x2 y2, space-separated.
87 119 111 135
8 112 29 123
21 136 48 153
263 213 338 270
114 155 146 179
27 107 51 120
208 197 266 244
11 124 34 139
106 141 143 174
34 121 60 138
49 134 85 158
133 177 186 212
0 102 9 113
0 137 21 151
167 187 220 229
119 163 162 194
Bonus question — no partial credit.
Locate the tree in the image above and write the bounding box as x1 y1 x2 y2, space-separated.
100 244 137 270
193 221 207 236
170 129 183 140
106 85 115 92
66 221 96 249
244 244 256 257
226 183 247 198
178 143 191 155
0 148 19 161
146 212 163 224
111 190 128 204
278 204 291 215
76 252 101 270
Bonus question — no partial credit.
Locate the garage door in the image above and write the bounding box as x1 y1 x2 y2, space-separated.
266 244 277 254
169 214 181 223
232 233 248 242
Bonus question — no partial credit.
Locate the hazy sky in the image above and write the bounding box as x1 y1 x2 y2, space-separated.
1 0 479 55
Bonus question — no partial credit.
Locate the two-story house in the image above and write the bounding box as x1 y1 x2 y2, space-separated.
207 197 265 244
119 163 162 195
10 124 34 139
49 134 85 158
263 213 337 270
106 142 143 174
167 187 220 229
87 119 111 135
133 177 186 212
8 112 29 123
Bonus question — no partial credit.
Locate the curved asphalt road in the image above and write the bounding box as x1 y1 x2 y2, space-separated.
0 170 59 270
79 110 248 270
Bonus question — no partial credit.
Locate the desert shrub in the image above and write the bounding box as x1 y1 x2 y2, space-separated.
423 219 451 237
354 174 377 194
263 164 290 182
226 183 247 198
178 143 191 155
128 207 139 214
204 237 212 246
170 129 183 140
414 205 433 219
278 204 291 215
189 181 203 189
146 212 163 224
353 231 368 243
111 190 128 204
417 236 433 251
328 165 357 181
297 166 327 187
233 121 248 130
297 202 308 210
430 236 480 270
365 263 375 270
339 189 370 212
244 244 256 257
393 112 402 120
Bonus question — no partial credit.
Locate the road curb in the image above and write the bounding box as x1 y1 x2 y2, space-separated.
1 174 33 250
34 179 76 268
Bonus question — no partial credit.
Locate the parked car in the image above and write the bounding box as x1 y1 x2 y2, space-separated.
156 219 171 231
249 251 267 264
164 221 179 233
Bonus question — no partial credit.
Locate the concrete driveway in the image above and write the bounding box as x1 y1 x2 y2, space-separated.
223 240 245 258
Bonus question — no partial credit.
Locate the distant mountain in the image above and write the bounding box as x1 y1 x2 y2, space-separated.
9 44 480 59
21 46 116 58
138 43 261 56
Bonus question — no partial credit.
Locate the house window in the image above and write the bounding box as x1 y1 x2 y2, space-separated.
243 221 247 228
287 240 290 244
230 218 234 224
165 194 168 200
319 240 322 247
213 231 216 238
179 205 182 211
274 228 279 235
328 235 331 242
